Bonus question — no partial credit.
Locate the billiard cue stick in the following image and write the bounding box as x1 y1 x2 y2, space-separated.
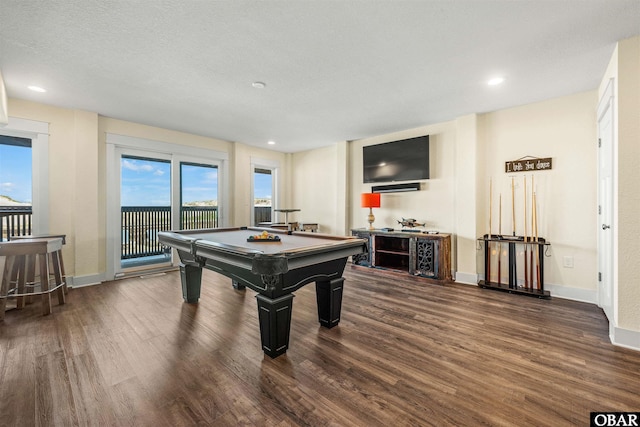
498 193 502 285
511 177 516 237
530 175 535 288
488 178 492 283
534 192 541 290
523 175 529 289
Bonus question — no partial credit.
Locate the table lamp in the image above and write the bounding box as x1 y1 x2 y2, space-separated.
361 192 381 230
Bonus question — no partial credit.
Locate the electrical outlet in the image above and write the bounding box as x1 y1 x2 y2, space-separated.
563 256 574 268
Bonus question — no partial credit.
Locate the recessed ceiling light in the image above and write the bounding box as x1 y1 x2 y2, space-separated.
252 81 266 89
28 85 46 92
487 77 505 86
267 140 275 145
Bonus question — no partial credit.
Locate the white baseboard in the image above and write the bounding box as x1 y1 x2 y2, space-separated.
547 283 598 304
69 273 105 288
612 326 640 352
454 271 478 285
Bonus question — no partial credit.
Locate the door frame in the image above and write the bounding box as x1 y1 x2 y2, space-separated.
596 78 615 322
250 157 280 226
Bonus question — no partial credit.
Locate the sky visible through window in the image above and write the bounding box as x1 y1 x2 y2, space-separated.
0 143 32 205
0 149 273 207
121 157 171 206
181 163 218 205
120 157 272 206
254 171 272 200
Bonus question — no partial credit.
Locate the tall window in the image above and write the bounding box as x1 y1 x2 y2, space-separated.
0 135 32 240
254 168 273 225
180 162 218 230
120 155 171 267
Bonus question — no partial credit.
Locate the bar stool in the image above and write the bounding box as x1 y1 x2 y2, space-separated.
0 237 66 320
10 234 68 296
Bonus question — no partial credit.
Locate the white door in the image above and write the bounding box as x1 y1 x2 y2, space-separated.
597 80 614 321
250 157 279 226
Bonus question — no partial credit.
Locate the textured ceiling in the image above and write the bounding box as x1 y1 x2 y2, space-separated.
1 0 639 153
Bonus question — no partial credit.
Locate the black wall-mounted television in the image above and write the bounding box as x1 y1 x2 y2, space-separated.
363 135 429 183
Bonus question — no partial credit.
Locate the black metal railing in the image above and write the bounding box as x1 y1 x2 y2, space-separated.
0 206 33 241
121 206 172 259
181 206 219 230
254 206 272 225
1 205 269 257
121 206 220 260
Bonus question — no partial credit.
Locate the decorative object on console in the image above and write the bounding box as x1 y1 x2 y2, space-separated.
361 192 381 230
397 217 425 229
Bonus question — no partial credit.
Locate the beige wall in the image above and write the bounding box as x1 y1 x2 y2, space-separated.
596 35 640 340
293 90 598 294
349 122 458 235
291 144 341 234
5 100 290 282
6 99 95 280
231 141 289 227
5 37 638 345
615 36 640 332
6 89 602 297
480 91 598 295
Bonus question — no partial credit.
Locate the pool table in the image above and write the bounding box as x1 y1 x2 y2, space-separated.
157 227 367 358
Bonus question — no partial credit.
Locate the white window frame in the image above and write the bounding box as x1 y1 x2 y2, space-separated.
0 117 49 235
250 157 279 226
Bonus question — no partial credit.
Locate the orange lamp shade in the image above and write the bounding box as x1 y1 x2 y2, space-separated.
361 192 381 208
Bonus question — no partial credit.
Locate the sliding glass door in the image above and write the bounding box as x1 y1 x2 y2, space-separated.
120 155 172 269
180 162 219 230
106 134 228 280
253 167 273 226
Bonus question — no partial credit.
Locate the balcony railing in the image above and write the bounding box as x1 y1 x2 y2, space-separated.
1 205 270 259
254 206 272 225
121 206 220 260
0 206 33 241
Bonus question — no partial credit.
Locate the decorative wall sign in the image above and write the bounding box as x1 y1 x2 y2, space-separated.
505 156 552 173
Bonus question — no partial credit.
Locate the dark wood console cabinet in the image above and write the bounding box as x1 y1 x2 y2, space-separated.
351 229 452 284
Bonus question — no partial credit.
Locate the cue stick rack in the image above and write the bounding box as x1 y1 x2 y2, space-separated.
478 235 551 298
478 174 551 298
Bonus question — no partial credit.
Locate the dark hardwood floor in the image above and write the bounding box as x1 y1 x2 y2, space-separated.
1 266 639 426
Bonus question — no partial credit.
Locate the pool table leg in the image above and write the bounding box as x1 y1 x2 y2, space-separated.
256 293 294 358
316 277 344 328
180 263 202 303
